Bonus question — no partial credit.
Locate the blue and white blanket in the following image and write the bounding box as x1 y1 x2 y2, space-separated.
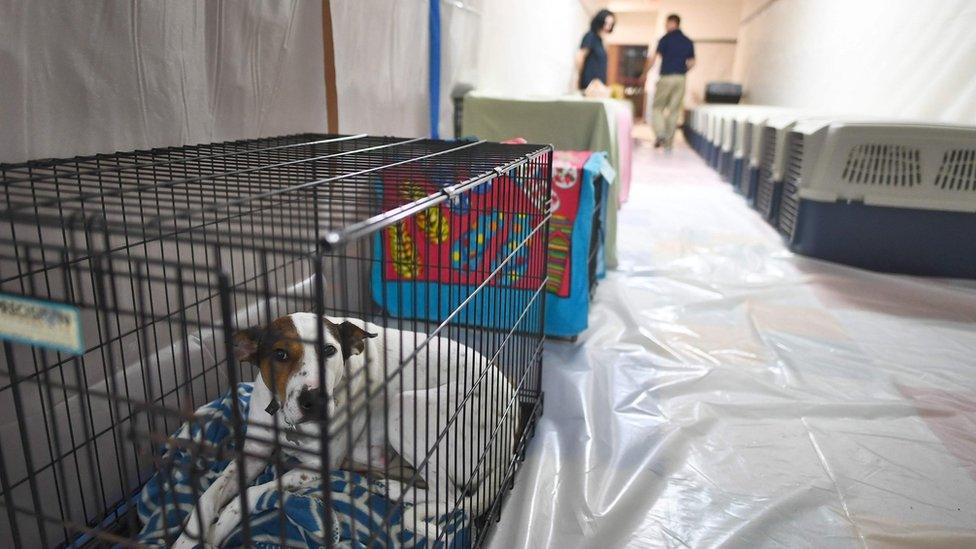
136 383 468 548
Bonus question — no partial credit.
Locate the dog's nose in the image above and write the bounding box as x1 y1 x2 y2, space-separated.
297 387 327 418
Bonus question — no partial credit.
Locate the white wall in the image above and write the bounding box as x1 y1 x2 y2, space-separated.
650 0 742 106
733 0 976 123
0 0 328 163
657 0 741 37
477 0 589 95
606 11 657 46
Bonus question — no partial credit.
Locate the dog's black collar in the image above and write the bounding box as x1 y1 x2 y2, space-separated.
265 398 280 415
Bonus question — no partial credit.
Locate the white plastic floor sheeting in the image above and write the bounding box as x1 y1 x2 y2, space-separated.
489 141 976 548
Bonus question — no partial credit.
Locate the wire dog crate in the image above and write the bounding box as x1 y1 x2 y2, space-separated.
0 134 551 547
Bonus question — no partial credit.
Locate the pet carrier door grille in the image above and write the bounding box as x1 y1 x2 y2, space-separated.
0 134 552 548
840 143 921 186
741 124 753 159
756 127 777 218
778 133 804 239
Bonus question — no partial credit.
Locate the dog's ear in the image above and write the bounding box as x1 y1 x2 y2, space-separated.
233 327 264 363
337 321 377 359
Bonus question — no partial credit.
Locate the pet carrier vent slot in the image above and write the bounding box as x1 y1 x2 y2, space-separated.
934 149 976 191
840 144 921 187
778 134 804 238
760 127 776 174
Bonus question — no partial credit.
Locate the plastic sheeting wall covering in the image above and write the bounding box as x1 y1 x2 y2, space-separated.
437 0 481 138
488 142 976 548
0 0 328 163
330 0 428 136
732 0 976 124
330 0 481 138
477 0 588 97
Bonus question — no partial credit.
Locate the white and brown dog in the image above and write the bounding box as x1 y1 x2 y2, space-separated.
173 313 516 547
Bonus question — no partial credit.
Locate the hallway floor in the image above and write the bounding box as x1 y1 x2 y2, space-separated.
489 140 976 548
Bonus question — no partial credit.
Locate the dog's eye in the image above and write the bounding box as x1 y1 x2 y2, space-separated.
273 349 288 362
324 344 337 357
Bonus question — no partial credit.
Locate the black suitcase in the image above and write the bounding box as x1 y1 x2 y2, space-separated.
705 82 742 104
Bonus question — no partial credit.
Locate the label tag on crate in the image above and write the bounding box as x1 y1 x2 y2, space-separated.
0 293 84 355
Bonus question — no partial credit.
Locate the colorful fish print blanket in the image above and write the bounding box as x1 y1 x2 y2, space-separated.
377 151 592 299
379 168 549 292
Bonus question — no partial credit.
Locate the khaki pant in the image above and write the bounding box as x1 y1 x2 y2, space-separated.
651 74 686 145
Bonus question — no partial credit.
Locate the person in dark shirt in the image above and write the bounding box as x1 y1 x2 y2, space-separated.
640 14 696 150
576 9 615 93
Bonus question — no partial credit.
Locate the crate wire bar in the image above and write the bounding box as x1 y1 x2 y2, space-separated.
0 133 552 547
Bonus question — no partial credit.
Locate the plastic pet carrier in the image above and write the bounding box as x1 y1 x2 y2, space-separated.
777 120 976 278
753 115 790 220
744 109 797 204
706 107 730 169
696 108 714 161
681 109 699 152
733 107 785 196
730 109 761 191
691 107 710 157
713 106 749 170
754 114 826 223
0 134 551 547
684 108 698 154
695 107 713 162
719 106 768 184
718 114 736 182
745 114 771 202
684 109 697 154
710 110 727 169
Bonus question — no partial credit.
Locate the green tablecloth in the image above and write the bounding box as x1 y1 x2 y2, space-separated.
462 92 629 268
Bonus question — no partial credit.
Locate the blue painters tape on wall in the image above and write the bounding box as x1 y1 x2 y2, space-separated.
428 0 442 139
